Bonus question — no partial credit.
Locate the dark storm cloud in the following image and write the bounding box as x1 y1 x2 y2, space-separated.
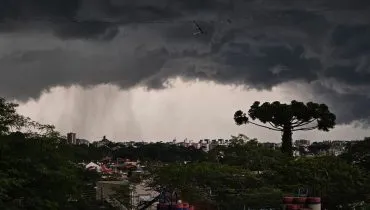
0 47 170 99
213 45 321 89
52 21 119 40
324 65 370 86
0 0 116 39
309 81 370 126
0 0 230 39
331 24 370 59
1 0 370 124
0 0 80 19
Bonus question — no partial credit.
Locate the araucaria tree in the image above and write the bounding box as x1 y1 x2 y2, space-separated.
234 100 336 157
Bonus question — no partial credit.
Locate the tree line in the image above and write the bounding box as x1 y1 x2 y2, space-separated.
147 137 370 209
1 97 370 209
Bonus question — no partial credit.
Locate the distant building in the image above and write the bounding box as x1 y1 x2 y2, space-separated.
294 139 310 147
67 132 77 144
209 140 219 150
111 145 121 151
293 149 301 157
76 139 90 146
201 144 210 152
119 141 136 147
260 142 278 150
192 143 201 149
327 140 347 156
96 136 112 147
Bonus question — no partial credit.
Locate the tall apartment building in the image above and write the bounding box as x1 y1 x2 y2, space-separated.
67 132 77 144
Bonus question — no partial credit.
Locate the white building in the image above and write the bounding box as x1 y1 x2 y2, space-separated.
96 136 112 147
77 139 90 146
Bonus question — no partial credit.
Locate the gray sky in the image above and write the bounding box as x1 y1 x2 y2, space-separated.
1 0 370 142
16 80 370 142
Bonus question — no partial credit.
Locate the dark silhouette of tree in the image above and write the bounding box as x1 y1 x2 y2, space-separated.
0 97 27 135
0 97 58 137
0 97 107 209
341 137 370 171
234 100 336 156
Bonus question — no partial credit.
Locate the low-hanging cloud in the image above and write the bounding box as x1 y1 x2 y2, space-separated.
1 0 370 125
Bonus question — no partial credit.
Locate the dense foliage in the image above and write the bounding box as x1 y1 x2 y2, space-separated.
113 142 207 163
0 133 103 210
207 135 288 171
0 98 106 210
341 137 370 171
149 162 282 209
149 138 370 209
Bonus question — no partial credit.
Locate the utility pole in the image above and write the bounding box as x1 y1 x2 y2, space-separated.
100 184 103 204
130 185 135 210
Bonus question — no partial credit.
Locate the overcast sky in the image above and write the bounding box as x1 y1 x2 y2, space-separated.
1 0 370 142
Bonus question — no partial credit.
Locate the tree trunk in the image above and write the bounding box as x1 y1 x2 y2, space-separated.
281 125 293 157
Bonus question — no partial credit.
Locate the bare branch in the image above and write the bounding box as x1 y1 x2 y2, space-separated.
290 116 299 124
292 118 317 128
268 122 280 129
249 121 282 131
292 126 318 131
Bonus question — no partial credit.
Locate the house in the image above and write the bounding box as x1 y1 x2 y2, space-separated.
76 139 90 146
260 142 278 150
201 144 210 152
95 136 112 148
294 139 311 147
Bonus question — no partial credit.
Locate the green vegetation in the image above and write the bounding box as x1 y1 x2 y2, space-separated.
113 142 207 163
0 132 101 209
149 137 370 209
148 162 283 209
1 97 370 210
0 98 104 210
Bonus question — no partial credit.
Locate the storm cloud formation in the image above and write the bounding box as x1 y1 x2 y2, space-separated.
1 0 370 125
